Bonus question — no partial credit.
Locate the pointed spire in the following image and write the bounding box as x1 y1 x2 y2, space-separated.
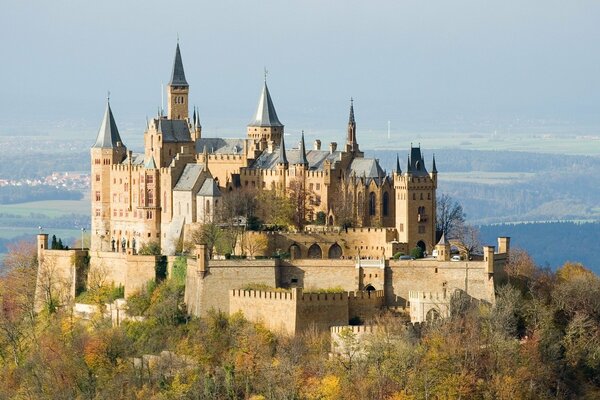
396 154 402 174
249 80 283 127
432 154 438 173
169 42 188 87
437 231 448 246
406 155 411 173
299 131 308 166
277 133 288 166
349 97 355 124
92 99 124 148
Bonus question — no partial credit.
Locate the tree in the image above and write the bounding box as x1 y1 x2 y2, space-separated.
331 184 355 230
453 224 481 259
287 178 315 230
436 194 466 239
190 223 223 259
505 248 537 282
242 233 268 258
257 190 294 228
410 247 424 259
138 240 161 255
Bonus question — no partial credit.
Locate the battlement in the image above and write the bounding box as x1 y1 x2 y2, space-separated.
348 290 384 300
408 291 448 301
299 290 348 302
330 325 377 334
230 289 294 301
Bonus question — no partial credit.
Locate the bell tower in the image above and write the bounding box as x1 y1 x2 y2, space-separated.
167 42 189 120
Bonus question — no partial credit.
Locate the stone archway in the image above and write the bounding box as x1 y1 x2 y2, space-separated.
289 243 301 259
364 284 376 292
426 308 440 322
328 215 334 226
307 243 322 259
328 243 342 259
417 240 426 253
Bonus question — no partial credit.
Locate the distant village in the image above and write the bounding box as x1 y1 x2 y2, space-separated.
0 171 89 191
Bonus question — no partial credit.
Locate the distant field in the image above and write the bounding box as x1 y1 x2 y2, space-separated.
0 227 80 241
442 171 535 185
367 132 600 156
0 193 89 217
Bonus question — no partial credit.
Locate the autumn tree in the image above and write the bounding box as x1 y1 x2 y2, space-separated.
287 178 315 230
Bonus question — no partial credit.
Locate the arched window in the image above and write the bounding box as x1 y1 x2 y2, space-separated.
382 192 389 216
307 244 322 259
357 192 364 215
206 199 210 214
369 192 376 216
328 243 342 259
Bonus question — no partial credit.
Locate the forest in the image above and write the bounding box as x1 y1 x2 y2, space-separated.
1 242 600 399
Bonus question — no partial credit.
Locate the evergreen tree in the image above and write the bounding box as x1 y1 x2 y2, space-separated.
51 235 57 250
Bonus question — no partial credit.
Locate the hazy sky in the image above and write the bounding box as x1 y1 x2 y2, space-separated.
1 0 599 144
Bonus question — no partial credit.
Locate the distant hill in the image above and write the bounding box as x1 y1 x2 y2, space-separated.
480 221 600 273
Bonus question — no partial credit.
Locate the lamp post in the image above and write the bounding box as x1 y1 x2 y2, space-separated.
81 228 86 250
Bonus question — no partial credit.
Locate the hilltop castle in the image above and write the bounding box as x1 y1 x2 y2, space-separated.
35 43 510 333
90 43 437 257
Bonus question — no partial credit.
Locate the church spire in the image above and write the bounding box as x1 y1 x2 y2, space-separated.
432 154 438 173
169 42 188 87
298 130 308 166
396 153 402 174
92 98 124 149
277 132 288 166
345 98 361 154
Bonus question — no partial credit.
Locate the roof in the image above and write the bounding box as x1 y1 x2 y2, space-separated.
407 146 429 177
121 153 145 165
196 138 246 155
198 177 221 197
157 119 192 142
169 43 188 87
144 155 157 169
173 164 205 191
278 130 288 165
92 101 124 149
437 232 448 246
298 131 308 165
251 146 341 171
349 158 385 179
248 82 283 127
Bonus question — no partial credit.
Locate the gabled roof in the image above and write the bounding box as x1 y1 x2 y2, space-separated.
144 155 157 169
121 153 145 166
174 164 204 191
349 158 385 179
92 101 124 149
156 119 192 142
196 138 246 155
248 82 283 127
198 177 221 197
169 43 188 87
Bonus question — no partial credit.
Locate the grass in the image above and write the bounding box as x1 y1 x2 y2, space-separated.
0 193 90 217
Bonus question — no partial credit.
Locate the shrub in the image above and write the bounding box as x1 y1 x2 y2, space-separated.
138 240 161 255
315 211 327 225
410 247 424 259
392 252 405 260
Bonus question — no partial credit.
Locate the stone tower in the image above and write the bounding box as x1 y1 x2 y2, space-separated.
247 78 284 146
167 42 189 120
394 146 437 253
90 100 127 251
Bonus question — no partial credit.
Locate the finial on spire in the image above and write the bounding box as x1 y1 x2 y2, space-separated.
177 33 179 44
432 153 438 173
264 67 268 82
107 90 111 103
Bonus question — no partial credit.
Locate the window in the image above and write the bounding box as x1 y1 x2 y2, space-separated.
369 192 376 216
399 223 404 232
383 192 389 216
206 200 211 214
146 175 153 184
418 225 426 234
95 174 100 182
95 209 101 217
95 191 101 201
147 189 154 205
316 183 321 191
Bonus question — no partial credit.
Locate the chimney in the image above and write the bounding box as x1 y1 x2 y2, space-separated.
314 140 321 150
267 140 275 154
329 142 337 154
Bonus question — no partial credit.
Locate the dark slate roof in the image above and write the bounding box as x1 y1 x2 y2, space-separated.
248 82 283 127
169 43 188 87
173 164 204 191
407 147 429 177
196 138 246 154
278 130 288 165
157 119 192 142
250 147 341 171
437 232 448 246
198 177 221 197
298 131 308 165
121 153 145 165
92 101 124 148
349 158 385 179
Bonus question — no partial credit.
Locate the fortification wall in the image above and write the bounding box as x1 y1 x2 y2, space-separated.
229 289 297 335
186 258 279 317
348 290 385 322
330 325 377 355
35 249 86 311
88 251 158 297
296 290 349 332
387 259 495 307
279 260 357 291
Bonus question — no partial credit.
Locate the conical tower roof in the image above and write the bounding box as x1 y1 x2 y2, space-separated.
277 132 288 165
298 131 308 165
169 43 188 87
92 100 123 149
396 154 402 174
248 81 283 127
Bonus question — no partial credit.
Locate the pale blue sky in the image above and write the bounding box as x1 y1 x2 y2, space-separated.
1 0 599 143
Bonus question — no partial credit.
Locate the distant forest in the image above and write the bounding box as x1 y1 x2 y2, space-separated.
480 221 600 273
0 186 83 204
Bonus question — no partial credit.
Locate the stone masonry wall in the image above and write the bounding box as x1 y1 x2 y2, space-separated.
229 289 297 335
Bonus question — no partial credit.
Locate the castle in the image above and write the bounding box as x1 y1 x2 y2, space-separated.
90 43 437 257
35 43 510 333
